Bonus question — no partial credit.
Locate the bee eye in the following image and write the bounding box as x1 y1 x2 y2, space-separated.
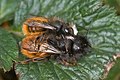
65 29 69 33
69 28 74 35
63 28 74 35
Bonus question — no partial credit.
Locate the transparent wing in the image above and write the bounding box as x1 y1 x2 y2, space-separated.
24 21 56 30
39 43 62 54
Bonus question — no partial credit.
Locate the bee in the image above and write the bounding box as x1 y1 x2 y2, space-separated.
20 17 90 65
22 17 78 36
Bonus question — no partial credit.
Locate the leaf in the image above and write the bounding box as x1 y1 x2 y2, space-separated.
14 0 120 80
1 0 120 80
14 0 41 26
0 28 18 70
0 0 20 24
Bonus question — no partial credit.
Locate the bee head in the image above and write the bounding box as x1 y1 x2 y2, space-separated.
73 35 91 54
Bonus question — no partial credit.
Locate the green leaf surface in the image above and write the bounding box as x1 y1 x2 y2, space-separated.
0 0 120 80
0 28 18 70
14 0 41 26
0 0 20 24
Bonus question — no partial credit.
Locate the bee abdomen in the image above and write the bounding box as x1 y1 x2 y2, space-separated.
22 17 48 36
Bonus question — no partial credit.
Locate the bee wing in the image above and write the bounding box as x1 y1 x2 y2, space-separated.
39 43 62 54
25 21 56 30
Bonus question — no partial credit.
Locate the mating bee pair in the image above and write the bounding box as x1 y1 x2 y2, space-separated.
20 17 90 66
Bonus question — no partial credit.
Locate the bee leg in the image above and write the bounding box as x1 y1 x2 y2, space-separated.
56 56 69 66
32 57 46 62
56 55 77 66
61 60 71 66
18 57 47 64
65 39 73 55
18 42 23 58
57 58 72 66
45 56 51 61
18 58 33 64
61 60 77 66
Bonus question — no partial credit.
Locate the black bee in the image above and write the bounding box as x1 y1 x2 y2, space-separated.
20 17 90 65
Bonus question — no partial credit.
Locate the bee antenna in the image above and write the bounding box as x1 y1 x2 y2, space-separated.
85 27 90 36
77 24 90 37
